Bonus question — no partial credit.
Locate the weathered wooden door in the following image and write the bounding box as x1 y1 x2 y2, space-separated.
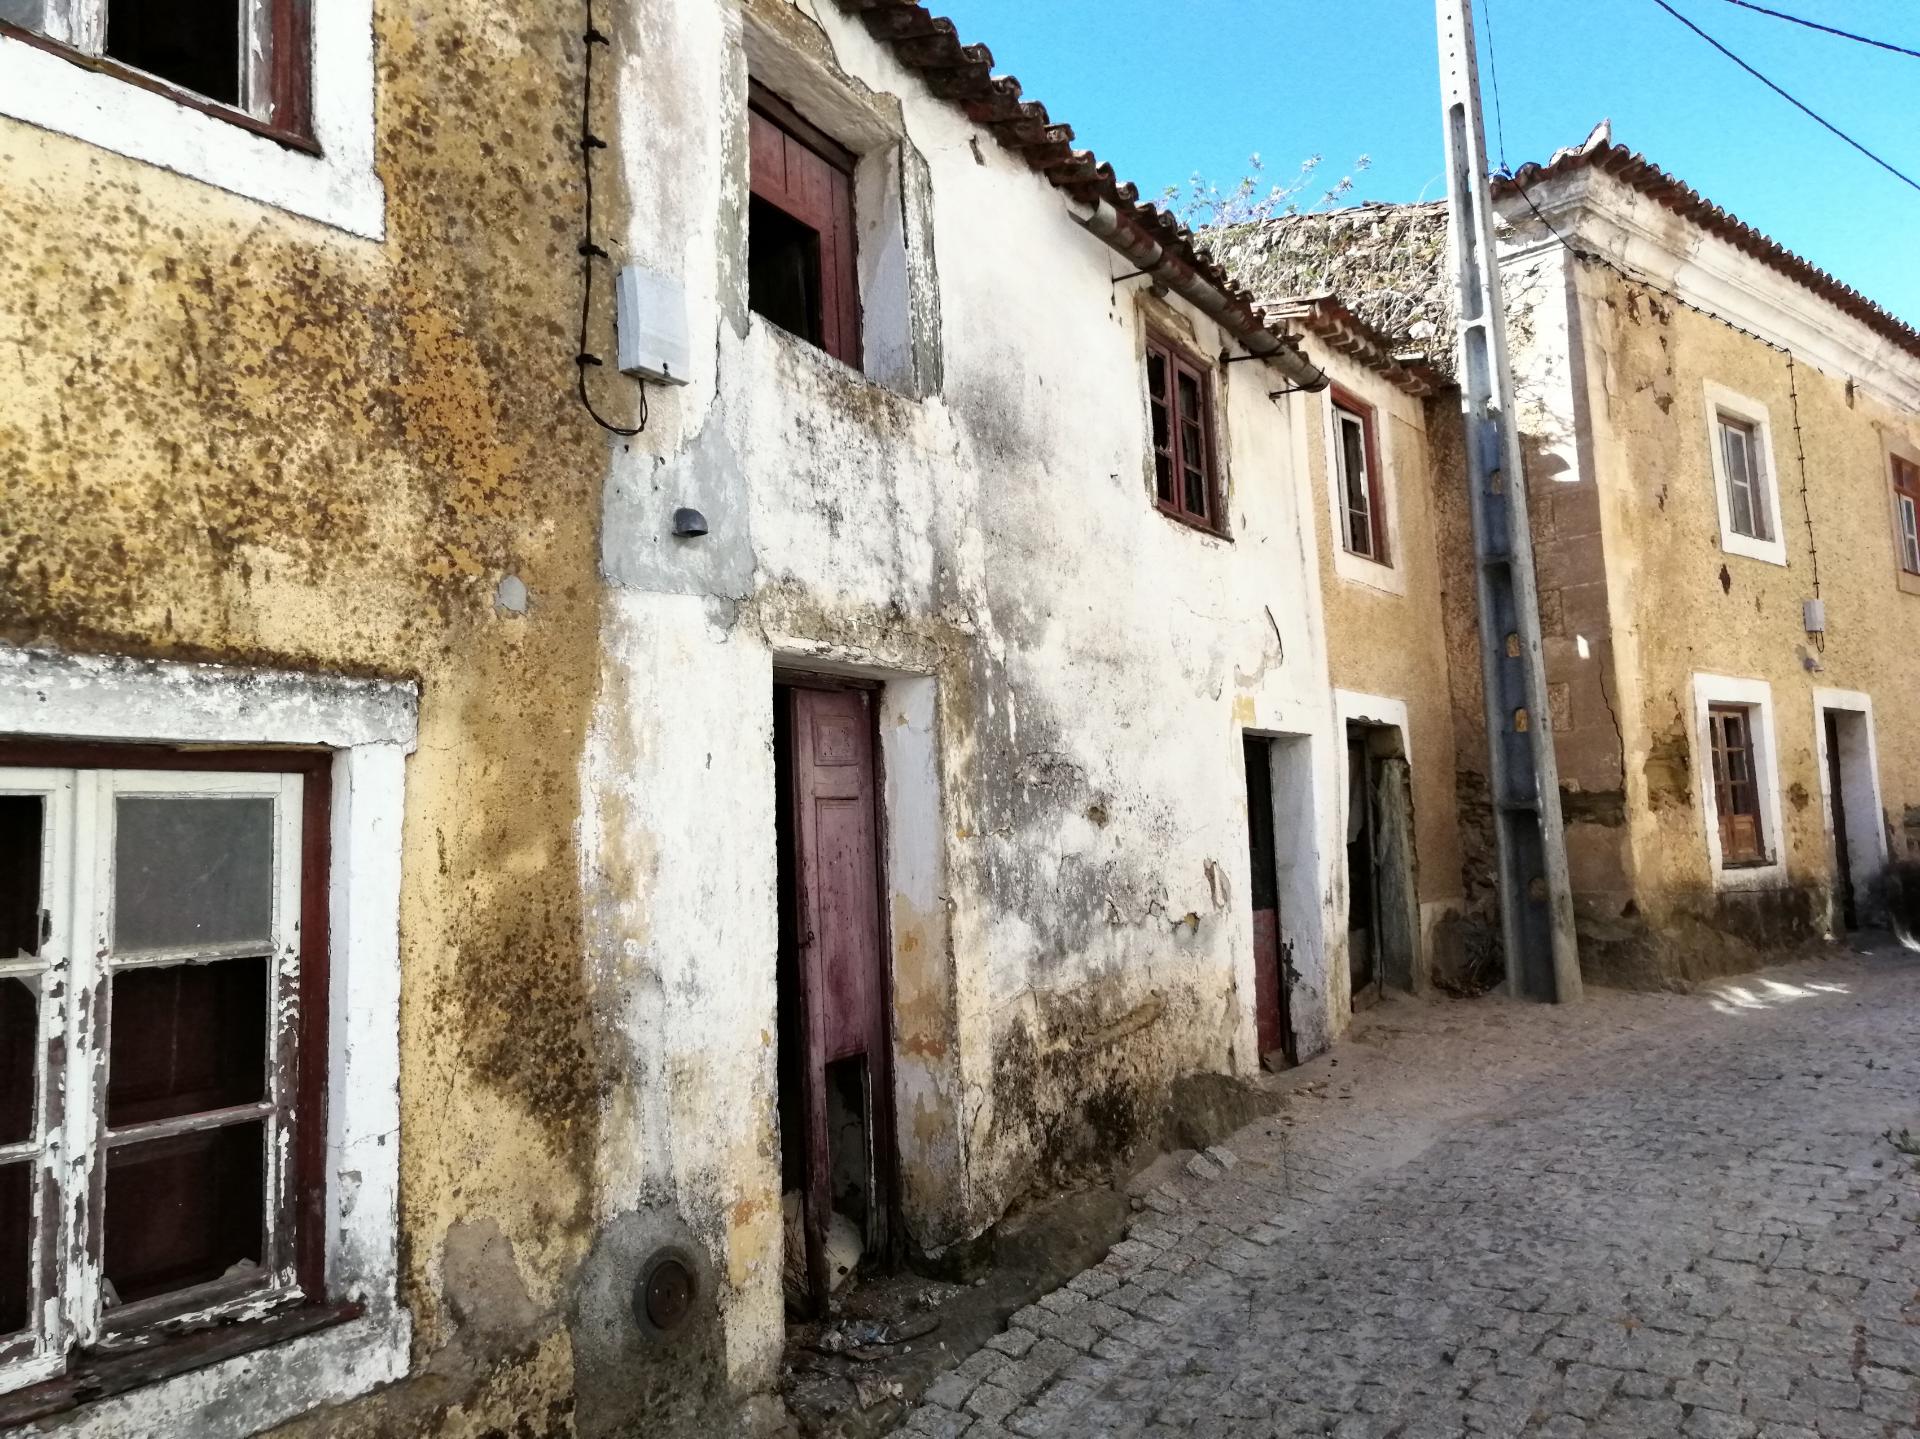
1243 737 1291 1064
787 685 892 1310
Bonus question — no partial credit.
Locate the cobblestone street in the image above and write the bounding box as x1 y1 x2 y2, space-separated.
897 947 1920 1439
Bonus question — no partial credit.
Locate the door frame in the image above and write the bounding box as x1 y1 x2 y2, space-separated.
1811 688 1887 931
774 670 903 1312
1335 691 1417 1005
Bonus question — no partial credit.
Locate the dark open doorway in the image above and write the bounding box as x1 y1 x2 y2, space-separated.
1346 721 1418 1005
774 679 898 1316
1243 736 1294 1068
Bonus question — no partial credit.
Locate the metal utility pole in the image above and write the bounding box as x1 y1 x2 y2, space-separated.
1435 0 1581 1003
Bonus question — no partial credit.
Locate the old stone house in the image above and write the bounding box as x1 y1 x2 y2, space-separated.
0 1 1463 1435
1220 126 1920 992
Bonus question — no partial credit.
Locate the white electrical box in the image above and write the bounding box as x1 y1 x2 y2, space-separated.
616 265 691 386
1803 598 1826 634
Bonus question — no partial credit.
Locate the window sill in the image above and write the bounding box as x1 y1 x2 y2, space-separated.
0 1301 362 1430
1897 568 1920 597
1717 532 1787 568
1153 500 1229 542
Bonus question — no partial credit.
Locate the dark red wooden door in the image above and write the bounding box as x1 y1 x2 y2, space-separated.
788 687 890 1308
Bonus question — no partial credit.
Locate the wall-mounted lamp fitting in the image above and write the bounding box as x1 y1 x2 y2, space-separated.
673 507 709 538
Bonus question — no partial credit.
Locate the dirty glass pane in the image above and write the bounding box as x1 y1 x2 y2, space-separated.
105 0 243 108
0 1161 27 1336
1154 451 1173 504
1146 350 1167 402
0 795 43 962
108 958 269 1129
104 1120 265 1306
113 795 274 952
0 978 37 1148
1340 417 1371 550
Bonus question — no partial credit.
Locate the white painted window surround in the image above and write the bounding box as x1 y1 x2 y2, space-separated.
0 647 414 1437
1321 392 1406 597
1691 672 1786 893
1702 381 1787 567
0 3 382 239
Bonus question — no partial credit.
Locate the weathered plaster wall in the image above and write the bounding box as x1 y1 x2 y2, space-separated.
1299 349 1467 986
0 3 626 1433
577 0 1347 1421
1491 173 1920 987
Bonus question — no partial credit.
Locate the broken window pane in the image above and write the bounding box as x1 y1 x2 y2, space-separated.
104 1121 266 1306
108 959 269 1129
0 1161 26 1336
0 978 37 1148
114 795 274 952
105 0 245 108
0 795 43 961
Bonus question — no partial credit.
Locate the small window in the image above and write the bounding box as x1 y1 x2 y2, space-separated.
1716 412 1773 543
1331 389 1388 564
0 752 327 1399
1892 455 1920 576
1707 705 1767 866
748 82 860 368
0 1 312 141
1145 335 1221 532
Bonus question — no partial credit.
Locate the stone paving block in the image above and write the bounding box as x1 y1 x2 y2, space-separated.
984 1328 1036 1359
963 1383 1020 1424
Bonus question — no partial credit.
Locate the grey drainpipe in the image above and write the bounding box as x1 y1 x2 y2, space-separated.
1067 196 1329 393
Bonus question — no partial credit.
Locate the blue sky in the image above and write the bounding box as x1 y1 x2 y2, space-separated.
936 1 1920 325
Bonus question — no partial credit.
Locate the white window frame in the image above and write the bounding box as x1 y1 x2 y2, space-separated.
0 0 382 239
0 647 414 1436
1702 381 1786 567
1691 672 1786 892
1321 388 1406 596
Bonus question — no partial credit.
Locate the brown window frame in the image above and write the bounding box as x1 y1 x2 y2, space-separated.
1145 333 1224 535
0 1 315 152
1706 706 1767 867
1330 385 1389 565
747 80 862 370
1891 453 1920 577
0 742 339 1421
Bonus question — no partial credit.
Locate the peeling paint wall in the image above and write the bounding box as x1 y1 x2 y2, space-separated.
576 0 1346 1424
0 1 620 1433
0 0 1354 1432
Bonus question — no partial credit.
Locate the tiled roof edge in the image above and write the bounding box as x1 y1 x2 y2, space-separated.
829 0 1323 383
1495 140 1920 363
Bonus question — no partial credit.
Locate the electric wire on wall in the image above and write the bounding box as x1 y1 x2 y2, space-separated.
576 0 647 436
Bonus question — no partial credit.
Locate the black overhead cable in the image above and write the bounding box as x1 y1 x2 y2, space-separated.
1708 0 1920 61
1650 0 1920 195
575 0 647 436
1481 0 1510 173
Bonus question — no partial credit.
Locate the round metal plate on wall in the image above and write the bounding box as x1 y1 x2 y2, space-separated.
632 1245 701 1340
